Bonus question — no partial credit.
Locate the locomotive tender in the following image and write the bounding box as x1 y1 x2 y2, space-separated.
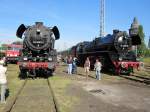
66 18 142 74
16 22 59 77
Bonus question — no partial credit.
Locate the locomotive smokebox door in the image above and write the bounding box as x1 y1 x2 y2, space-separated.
16 24 27 38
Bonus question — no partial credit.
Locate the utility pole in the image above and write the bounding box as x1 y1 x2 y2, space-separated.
100 0 105 37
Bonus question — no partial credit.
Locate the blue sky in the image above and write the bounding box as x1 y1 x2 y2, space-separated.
0 0 150 51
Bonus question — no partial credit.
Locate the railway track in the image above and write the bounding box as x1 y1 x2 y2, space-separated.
120 74 150 85
120 64 150 85
76 71 150 85
144 65 150 73
3 78 59 112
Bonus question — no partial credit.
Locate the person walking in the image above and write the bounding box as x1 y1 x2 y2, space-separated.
0 58 7 103
67 56 73 75
84 57 90 80
94 59 102 80
72 57 77 74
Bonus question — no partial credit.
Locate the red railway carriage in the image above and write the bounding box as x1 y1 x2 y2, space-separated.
5 44 22 64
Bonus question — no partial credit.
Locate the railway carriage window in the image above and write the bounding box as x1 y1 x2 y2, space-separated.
14 47 22 51
7 46 12 50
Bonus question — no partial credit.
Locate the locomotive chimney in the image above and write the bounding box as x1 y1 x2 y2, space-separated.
113 29 119 35
35 22 43 26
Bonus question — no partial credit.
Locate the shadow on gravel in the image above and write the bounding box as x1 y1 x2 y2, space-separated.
5 89 10 100
0 89 10 100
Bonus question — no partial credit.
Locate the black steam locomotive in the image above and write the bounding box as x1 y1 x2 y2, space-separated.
16 22 60 77
65 18 142 74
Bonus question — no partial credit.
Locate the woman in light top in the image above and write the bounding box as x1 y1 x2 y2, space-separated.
84 57 90 80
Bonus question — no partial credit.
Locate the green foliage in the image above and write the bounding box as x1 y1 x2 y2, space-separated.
137 25 147 57
0 46 6 58
143 57 150 64
144 48 150 57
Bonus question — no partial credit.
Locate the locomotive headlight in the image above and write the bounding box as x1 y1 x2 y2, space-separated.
140 62 144 69
119 57 122 61
48 57 52 61
22 62 27 67
118 36 123 42
23 57 28 61
121 62 126 68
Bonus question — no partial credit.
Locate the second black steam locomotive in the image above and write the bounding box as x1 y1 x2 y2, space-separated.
16 22 60 77
63 18 142 74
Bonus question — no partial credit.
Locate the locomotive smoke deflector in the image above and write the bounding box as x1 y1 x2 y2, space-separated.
16 23 60 40
52 26 60 40
16 24 27 38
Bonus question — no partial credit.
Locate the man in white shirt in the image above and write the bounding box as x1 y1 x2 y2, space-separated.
94 59 102 80
0 58 7 103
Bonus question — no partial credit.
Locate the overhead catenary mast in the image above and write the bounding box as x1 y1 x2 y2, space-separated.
100 0 105 37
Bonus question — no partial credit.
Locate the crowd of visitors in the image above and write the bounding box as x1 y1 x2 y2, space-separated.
64 56 102 80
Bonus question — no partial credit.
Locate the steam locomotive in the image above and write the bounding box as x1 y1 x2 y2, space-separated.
64 18 142 74
16 22 60 77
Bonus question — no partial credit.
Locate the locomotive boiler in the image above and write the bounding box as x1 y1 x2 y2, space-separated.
16 22 60 77
67 18 142 74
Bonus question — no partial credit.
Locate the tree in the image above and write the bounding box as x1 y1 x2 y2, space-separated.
144 48 150 57
137 25 146 57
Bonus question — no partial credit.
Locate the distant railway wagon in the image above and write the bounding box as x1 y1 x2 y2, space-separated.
5 44 22 64
62 19 142 75
16 22 60 77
